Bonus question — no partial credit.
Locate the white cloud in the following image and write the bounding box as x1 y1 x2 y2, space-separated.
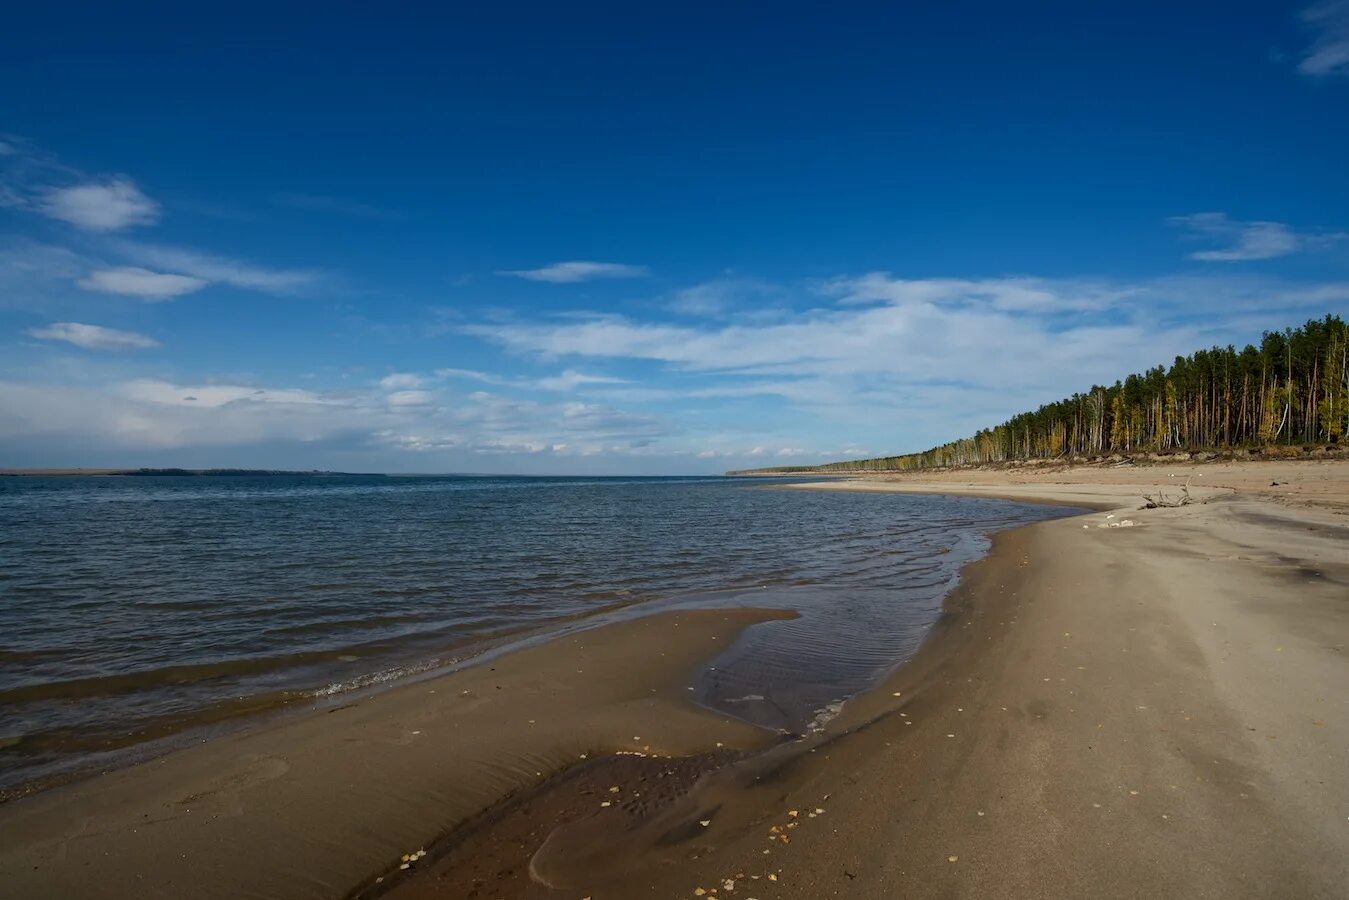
669 282 734 317
77 266 208 301
0 379 356 451
499 261 650 283
379 372 424 390
432 367 625 392
116 380 327 407
463 272 1349 451
821 273 1133 311
386 390 437 407
534 370 627 391
1170 212 1348 262
694 446 836 460
39 178 160 231
667 278 783 317
1 142 317 298
27 322 159 350
0 372 674 461
6 264 1347 471
1300 1 1349 75
433 367 508 385
113 242 320 293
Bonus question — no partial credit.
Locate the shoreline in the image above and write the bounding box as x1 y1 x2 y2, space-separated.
0 480 1057 804
597 460 1349 898
0 590 678 804
383 459 1347 898
2 459 1345 897
0 608 795 899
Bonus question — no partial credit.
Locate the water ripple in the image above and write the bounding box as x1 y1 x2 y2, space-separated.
0 474 1073 791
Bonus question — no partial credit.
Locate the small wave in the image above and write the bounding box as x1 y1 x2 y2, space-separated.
0 649 340 704
308 655 460 698
807 699 846 733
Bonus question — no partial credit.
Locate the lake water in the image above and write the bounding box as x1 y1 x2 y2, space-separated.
0 474 1075 794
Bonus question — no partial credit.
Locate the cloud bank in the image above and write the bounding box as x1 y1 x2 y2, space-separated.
5 268 1346 471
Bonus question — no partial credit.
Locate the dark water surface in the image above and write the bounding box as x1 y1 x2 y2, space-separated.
0 474 1076 793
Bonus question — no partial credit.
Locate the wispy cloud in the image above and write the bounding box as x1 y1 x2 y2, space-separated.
2 140 326 302
116 379 328 408
1169 212 1347 261
432 367 509 386
27 322 159 350
113 242 321 293
39 178 160 232
534 370 627 391
463 273 1349 440
5 260 1347 470
1299 1 1349 75
499 261 650 283
378 372 424 390
0 373 670 460
433 367 625 392
667 277 783 318
0 377 353 452
820 274 1134 311
77 266 208 301
0 240 87 310
385 389 438 407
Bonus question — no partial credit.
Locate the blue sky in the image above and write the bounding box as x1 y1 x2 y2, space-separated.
2 2 1347 474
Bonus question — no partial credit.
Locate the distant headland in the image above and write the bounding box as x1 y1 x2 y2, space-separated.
0 468 382 477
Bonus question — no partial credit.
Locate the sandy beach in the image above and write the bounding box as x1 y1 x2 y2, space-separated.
0 609 793 899
1 459 1346 898
624 460 1349 899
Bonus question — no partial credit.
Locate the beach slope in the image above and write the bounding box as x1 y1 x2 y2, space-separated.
616 463 1347 898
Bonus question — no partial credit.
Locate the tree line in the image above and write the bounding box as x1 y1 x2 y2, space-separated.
739 315 1348 474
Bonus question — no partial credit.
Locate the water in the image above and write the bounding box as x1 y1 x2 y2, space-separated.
0 474 1075 794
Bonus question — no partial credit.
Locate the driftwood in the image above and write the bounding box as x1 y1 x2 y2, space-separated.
1141 478 1195 509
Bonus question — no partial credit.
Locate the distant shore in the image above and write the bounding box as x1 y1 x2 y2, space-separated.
1 459 1345 898
0 468 375 477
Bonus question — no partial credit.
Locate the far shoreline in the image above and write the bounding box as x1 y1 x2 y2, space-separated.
0 467 380 477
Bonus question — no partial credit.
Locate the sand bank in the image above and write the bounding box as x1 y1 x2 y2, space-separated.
0 609 792 899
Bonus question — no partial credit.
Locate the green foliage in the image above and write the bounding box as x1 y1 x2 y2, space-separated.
761 315 1349 473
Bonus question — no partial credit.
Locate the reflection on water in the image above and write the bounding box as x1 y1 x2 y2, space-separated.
0 474 1074 791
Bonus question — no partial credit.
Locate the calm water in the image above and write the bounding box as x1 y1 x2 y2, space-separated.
0 474 1074 793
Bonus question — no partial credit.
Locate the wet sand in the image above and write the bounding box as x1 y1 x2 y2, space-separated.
0 609 793 899
3 459 1346 898
603 461 1346 898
